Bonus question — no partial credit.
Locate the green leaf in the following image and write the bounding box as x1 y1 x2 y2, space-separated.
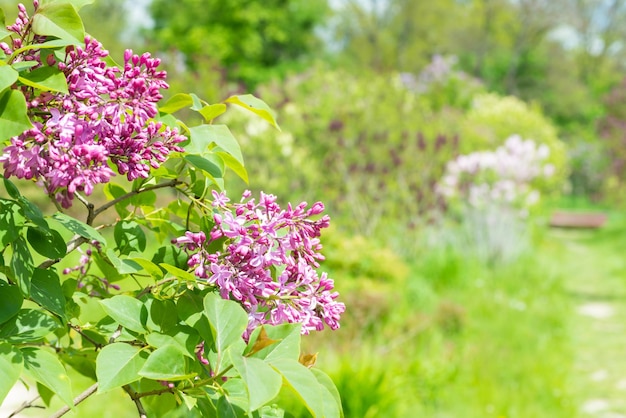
3 178 20 199
96 343 148 393
18 66 69 94
187 124 244 165
246 323 302 362
0 8 10 40
159 263 197 282
0 65 18 92
11 236 34 296
31 268 66 320
0 199 23 246
32 1 85 44
217 394 247 418
114 220 146 255
0 309 60 342
311 368 343 418
230 353 282 412
0 343 22 406
18 195 48 229
145 326 199 359
53 212 107 246
11 38 75 56
143 297 178 333
225 95 280 130
0 281 22 325
217 151 248 184
27 226 67 259
185 154 224 179
159 93 193 114
99 295 146 333
189 93 205 111
270 359 324 418
0 88 32 141
198 104 227 122
139 345 192 381
11 61 39 71
203 293 248 359
21 346 73 407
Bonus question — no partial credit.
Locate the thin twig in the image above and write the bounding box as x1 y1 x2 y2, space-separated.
124 386 148 418
49 383 98 418
7 395 42 417
88 179 182 225
69 324 103 349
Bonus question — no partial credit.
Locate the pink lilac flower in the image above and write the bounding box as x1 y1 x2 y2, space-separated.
0 2 185 207
172 191 345 340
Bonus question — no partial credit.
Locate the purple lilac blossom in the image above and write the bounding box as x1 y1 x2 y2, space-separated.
172 191 345 340
0 2 185 207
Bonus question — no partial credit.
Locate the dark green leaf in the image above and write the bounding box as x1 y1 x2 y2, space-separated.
27 227 67 259
0 280 22 325
99 295 146 333
152 245 188 271
0 309 60 342
0 199 22 246
0 88 32 141
32 1 85 44
0 343 22 406
143 297 177 333
185 154 224 179
18 195 47 229
21 346 73 406
11 236 34 296
96 343 148 393
2 178 20 199
31 268 66 320
114 220 146 255
36 382 55 407
53 212 107 246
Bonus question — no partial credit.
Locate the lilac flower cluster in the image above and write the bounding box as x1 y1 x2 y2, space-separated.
437 135 554 213
173 191 345 340
0 2 185 207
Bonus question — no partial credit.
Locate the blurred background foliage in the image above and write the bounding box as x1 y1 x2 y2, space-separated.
5 0 626 416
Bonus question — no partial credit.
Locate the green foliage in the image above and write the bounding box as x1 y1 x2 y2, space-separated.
0 1 342 417
148 0 329 87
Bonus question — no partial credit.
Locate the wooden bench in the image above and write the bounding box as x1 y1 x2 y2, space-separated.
549 211 607 229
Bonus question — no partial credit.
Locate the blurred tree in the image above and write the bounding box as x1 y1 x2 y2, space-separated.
147 0 329 88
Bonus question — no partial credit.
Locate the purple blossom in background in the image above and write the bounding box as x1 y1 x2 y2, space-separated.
0 2 185 207
172 191 345 340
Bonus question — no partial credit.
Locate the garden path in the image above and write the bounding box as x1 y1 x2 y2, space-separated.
553 228 626 418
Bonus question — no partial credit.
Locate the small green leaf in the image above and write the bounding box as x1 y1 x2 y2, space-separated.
0 309 60 342
32 2 85 44
0 88 32 141
0 199 23 246
270 359 324 418
0 281 22 325
159 93 193 114
217 151 248 184
31 268 66 320
225 94 280 130
96 343 148 393
100 295 146 333
0 343 22 406
27 226 67 259
2 178 20 199
18 66 68 94
198 104 227 122
11 236 34 296
159 263 197 282
53 212 107 246
143 297 178 333
189 93 205 111
230 353 282 412
0 65 18 92
21 346 73 407
139 345 192 381
203 293 248 361
185 154 224 179
145 326 199 359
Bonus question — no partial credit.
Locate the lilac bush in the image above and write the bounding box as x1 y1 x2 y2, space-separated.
0 1 343 417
